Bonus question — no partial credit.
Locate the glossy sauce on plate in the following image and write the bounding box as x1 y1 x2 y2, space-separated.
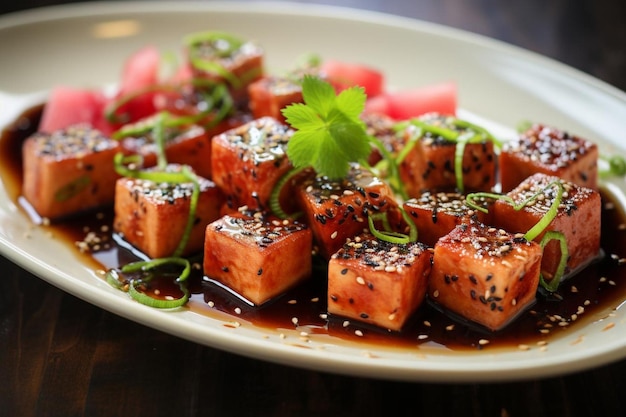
2 104 626 352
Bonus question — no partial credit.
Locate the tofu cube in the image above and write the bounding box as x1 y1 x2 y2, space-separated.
493 173 601 281
113 165 224 258
328 233 432 331
186 35 264 102
211 117 293 211
297 164 403 259
403 191 493 247
397 114 496 197
429 219 543 331
22 124 121 220
203 213 312 305
247 76 304 123
499 123 598 192
120 124 213 179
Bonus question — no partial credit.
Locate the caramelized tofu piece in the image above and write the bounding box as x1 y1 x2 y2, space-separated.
203 213 312 305
22 124 121 220
429 220 543 331
397 114 496 197
186 33 264 102
362 112 399 167
120 124 214 179
247 76 304 123
328 233 432 331
493 173 601 281
113 165 223 258
211 117 293 211
403 191 493 247
297 164 402 259
499 123 598 192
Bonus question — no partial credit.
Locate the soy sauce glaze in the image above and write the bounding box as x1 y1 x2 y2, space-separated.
2 105 626 351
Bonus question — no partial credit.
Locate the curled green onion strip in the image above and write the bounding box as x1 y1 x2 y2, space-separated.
400 117 499 193
466 182 568 291
367 210 418 245
522 181 563 242
599 154 626 179
107 257 191 308
538 231 569 292
108 78 234 139
269 166 305 220
367 134 408 200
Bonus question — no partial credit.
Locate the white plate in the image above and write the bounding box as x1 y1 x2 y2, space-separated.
1 1 626 383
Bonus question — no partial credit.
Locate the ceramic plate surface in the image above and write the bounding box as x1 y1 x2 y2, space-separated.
1 1 626 382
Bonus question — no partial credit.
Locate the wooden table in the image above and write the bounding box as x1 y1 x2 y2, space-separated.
1 1 625 416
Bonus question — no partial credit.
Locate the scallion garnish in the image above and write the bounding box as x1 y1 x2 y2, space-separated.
401 116 500 193
106 257 191 308
466 180 569 291
268 166 306 219
599 154 626 179
538 231 569 292
367 209 418 245
184 31 247 88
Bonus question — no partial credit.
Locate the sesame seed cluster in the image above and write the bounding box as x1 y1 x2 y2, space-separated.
34 124 117 158
214 213 307 248
228 117 292 165
333 234 428 273
503 124 595 169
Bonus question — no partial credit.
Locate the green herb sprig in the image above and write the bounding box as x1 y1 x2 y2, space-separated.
281 75 372 180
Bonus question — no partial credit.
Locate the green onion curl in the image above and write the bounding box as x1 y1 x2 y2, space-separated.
538 231 569 292
367 209 418 245
106 257 191 308
268 166 305 220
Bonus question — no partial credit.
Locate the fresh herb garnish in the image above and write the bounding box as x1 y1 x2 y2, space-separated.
281 75 372 180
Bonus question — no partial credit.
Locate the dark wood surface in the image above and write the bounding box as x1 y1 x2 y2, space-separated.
1 1 626 416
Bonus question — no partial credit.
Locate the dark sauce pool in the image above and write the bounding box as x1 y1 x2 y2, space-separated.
3 104 626 352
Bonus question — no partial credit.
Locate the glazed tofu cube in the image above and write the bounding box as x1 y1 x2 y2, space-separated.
429 219 543 331
113 165 224 258
327 233 432 331
397 114 496 197
120 123 213 179
186 33 264 102
22 124 121 221
363 112 399 167
493 173 601 281
297 164 402 259
247 76 304 123
403 191 493 247
211 117 293 211
499 123 598 192
203 213 312 305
